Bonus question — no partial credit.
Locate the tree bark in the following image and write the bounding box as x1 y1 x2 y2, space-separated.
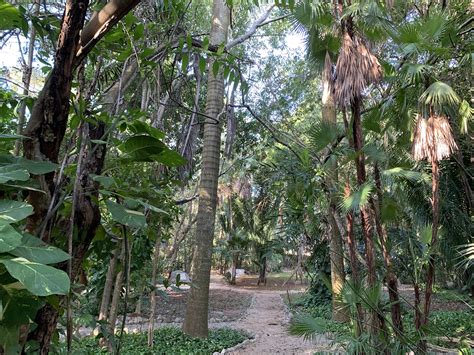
371 164 403 335
257 256 267 286
23 0 89 235
99 246 119 321
148 230 161 347
321 51 347 322
182 0 230 338
351 97 379 337
344 178 363 336
15 0 41 156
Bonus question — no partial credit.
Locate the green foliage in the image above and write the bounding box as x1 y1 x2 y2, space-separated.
0 0 27 33
73 327 248 354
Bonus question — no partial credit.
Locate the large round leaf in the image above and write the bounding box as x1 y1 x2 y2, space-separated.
0 200 33 224
10 233 70 264
0 257 70 296
106 200 146 229
0 165 29 183
0 225 23 253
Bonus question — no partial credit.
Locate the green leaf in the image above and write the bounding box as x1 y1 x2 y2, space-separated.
0 200 33 224
153 149 187 167
212 60 220 76
0 225 23 253
0 134 27 140
92 175 116 189
419 225 432 245
458 100 472 135
10 234 70 264
106 200 146 229
0 1 27 32
0 165 29 184
127 120 165 140
15 158 58 174
419 81 460 108
199 56 207 74
202 36 209 51
181 52 189 72
118 135 166 162
342 182 374 212
0 257 70 296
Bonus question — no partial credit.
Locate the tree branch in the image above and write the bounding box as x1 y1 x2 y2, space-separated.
225 5 276 50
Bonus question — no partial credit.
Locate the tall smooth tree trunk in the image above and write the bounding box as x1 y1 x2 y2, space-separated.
148 230 161 347
182 0 230 338
322 52 347 322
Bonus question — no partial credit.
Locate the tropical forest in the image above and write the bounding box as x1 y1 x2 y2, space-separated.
0 0 472 354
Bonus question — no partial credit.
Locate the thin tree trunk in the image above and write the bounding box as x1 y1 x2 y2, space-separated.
419 158 440 351
182 0 230 338
344 179 363 336
99 247 119 321
109 241 125 338
351 96 378 337
257 256 267 286
148 230 161 347
15 0 40 156
371 164 403 335
230 252 238 285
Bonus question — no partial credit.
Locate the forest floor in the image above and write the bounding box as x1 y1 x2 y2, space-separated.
79 272 472 353
86 271 337 353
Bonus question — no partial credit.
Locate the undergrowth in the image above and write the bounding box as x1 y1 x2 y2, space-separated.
72 327 248 354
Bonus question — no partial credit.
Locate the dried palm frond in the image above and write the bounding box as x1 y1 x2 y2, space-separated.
334 33 382 106
412 114 458 162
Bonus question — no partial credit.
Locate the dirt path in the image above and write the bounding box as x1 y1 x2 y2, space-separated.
227 291 333 354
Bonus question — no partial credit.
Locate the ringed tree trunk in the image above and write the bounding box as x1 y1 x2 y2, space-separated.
182 0 230 338
321 52 348 322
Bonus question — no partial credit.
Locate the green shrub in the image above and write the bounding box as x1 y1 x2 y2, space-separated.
73 327 248 354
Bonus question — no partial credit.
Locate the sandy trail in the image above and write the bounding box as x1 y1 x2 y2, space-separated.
227 291 333 354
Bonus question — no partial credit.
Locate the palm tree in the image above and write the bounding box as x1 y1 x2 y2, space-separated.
412 83 459 340
182 0 230 338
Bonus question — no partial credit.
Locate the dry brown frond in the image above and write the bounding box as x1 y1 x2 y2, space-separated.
334 33 382 106
412 114 458 162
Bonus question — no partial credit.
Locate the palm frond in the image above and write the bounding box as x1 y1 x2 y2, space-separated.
419 81 460 108
334 33 382 105
401 63 433 84
412 114 458 162
341 182 374 213
288 314 328 340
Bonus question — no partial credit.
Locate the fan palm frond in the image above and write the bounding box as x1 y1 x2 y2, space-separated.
341 182 374 213
419 81 460 108
288 314 328 340
401 63 433 84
